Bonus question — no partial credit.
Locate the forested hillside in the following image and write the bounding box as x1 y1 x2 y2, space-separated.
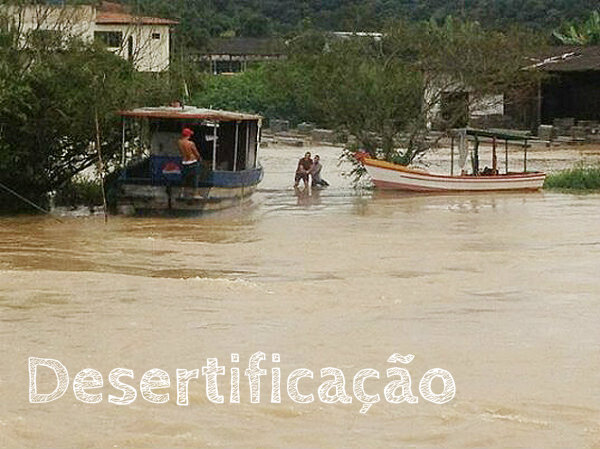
122 0 598 42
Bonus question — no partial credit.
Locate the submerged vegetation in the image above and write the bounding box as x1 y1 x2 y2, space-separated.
544 164 600 191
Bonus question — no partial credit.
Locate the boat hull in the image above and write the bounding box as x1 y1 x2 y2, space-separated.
114 166 263 215
116 183 259 215
363 158 545 192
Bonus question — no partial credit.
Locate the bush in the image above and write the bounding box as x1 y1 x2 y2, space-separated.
192 65 313 124
544 164 600 191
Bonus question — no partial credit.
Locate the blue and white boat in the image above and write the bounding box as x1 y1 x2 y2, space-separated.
114 106 263 214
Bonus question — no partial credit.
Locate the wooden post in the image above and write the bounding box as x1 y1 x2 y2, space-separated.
492 135 497 174
245 122 250 170
474 136 480 175
536 79 542 131
121 118 126 166
212 123 217 171
233 121 239 172
450 135 454 176
256 120 262 169
94 109 108 223
505 139 509 174
523 139 527 173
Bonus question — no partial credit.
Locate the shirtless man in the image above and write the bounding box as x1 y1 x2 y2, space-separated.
178 128 201 188
294 152 313 188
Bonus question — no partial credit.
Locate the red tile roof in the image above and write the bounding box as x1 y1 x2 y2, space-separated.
95 12 178 26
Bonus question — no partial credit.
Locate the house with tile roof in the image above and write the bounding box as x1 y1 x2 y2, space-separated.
2 1 178 72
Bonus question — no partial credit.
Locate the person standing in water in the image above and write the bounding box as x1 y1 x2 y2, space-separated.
310 154 329 187
294 152 313 188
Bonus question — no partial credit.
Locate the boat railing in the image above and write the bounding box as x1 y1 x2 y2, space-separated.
118 155 263 187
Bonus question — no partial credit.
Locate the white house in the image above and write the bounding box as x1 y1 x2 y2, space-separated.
2 2 177 72
94 8 178 72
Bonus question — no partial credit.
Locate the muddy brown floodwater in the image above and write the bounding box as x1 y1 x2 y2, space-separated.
1 144 599 448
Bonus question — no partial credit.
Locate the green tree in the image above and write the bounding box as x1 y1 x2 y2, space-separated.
278 21 543 167
553 10 600 45
0 10 177 212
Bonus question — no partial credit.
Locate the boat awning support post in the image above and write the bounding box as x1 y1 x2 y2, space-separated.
505 139 509 174
492 135 497 174
212 123 218 171
233 121 239 172
256 120 262 169
121 118 126 166
245 122 250 169
474 135 480 175
450 135 454 176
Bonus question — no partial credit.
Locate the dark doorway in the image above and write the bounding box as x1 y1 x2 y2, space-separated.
542 71 600 123
127 36 134 61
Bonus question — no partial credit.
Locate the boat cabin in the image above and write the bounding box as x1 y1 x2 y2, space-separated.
118 106 262 187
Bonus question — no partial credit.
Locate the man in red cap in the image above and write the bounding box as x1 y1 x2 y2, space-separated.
178 128 202 189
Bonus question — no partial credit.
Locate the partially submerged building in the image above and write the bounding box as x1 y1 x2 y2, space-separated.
428 46 600 134
533 46 600 124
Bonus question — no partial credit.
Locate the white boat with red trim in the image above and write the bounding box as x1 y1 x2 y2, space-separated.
361 157 545 192
358 128 546 193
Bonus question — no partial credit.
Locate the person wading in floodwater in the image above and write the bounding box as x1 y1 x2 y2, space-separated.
178 128 202 189
310 155 329 187
294 152 313 188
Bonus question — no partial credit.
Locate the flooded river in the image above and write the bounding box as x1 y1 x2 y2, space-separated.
1 145 599 448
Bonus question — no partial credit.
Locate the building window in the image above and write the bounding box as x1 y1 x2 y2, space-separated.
215 60 242 74
94 31 123 48
152 33 161 40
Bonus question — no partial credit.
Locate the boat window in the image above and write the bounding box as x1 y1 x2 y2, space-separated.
236 122 248 171
216 122 236 171
219 120 259 171
149 120 207 158
246 121 258 169
140 118 259 171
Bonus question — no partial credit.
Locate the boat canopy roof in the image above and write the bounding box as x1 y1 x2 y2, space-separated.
453 127 532 142
119 106 262 122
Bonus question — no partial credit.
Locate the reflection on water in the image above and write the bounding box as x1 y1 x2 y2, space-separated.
1 145 600 448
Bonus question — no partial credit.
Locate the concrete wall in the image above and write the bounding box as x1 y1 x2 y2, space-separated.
425 82 505 129
2 4 95 44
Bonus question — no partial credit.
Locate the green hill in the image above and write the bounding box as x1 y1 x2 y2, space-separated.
121 0 599 41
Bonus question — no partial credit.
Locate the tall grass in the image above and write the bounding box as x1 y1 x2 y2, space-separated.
544 163 600 191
